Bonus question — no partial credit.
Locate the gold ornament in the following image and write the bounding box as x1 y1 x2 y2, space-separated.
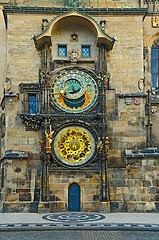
45 131 54 153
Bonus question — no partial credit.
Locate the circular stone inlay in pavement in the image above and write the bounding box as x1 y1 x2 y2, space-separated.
42 213 105 223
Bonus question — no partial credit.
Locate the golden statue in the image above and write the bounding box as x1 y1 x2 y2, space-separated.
104 137 109 152
45 131 54 153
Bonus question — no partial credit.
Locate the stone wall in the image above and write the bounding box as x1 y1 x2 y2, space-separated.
106 15 144 93
48 170 100 212
3 155 158 213
1 154 41 212
107 91 146 167
1 95 41 156
108 156 159 213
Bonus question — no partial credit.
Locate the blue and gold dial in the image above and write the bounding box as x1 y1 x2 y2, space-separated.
51 70 98 113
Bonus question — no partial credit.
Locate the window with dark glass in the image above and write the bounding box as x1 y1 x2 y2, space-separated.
81 46 90 57
28 94 36 114
58 45 67 56
151 39 159 88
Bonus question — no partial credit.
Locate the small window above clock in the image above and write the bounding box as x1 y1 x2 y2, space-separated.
81 46 90 57
58 45 67 57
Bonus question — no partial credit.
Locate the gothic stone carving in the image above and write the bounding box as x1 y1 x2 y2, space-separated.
20 115 42 131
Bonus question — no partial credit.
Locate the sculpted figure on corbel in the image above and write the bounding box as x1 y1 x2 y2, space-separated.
40 70 51 87
42 18 49 31
69 49 79 63
45 131 54 153
97 137 103 153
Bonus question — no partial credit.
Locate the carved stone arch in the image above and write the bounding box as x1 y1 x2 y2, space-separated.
144 33 159 88
146 32 159 48
34 10 115 51
65 180 84 211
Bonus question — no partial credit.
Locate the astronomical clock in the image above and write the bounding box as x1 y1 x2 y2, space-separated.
51 70 98 113
50 69 99 169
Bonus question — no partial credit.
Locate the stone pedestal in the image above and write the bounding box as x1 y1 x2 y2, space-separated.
99 202 110 213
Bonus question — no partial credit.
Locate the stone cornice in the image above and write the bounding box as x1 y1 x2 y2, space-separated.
125 148 159 158
3 6 148 15
0 150 28 161
117 93 147 98
0 93 19 108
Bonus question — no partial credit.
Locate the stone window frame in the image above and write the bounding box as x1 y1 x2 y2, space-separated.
28 93 37 114
150 37 159 94
151 39 159 89
145 33 159 93
19 83 40 114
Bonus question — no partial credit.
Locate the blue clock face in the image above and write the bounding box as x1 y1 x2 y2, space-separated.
65 79 81 96
62 78 85 99
51 70 98 113
65 79 81 95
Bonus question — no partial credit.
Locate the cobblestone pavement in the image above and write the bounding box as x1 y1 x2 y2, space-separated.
0 213 159 231
0 230 159 240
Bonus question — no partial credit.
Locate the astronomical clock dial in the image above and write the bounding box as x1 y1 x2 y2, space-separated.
51 70 98 113
53 126 96 167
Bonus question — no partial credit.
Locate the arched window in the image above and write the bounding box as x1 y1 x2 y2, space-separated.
151 39 159 88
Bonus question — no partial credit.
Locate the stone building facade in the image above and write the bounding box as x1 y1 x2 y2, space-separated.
0 0 159 213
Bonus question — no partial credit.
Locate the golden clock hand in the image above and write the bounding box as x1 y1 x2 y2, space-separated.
60 90 65 95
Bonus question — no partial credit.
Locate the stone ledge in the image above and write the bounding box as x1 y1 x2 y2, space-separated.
117 92 147 98
3 6 147 14
125 148 159 158
0 93 19 107
0 150 28 161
